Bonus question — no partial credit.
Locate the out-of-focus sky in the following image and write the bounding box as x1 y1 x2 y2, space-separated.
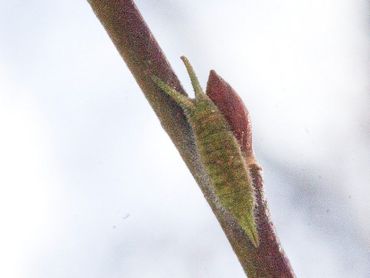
0 0 369 277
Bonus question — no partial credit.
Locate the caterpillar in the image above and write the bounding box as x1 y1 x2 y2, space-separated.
151 57 259 247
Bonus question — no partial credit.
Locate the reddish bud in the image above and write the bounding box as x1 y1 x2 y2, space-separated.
206 70 254 159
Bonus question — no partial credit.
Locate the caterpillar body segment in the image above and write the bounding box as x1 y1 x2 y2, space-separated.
151 57 259 247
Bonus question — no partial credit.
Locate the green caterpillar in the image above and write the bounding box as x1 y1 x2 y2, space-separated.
152 57 259 247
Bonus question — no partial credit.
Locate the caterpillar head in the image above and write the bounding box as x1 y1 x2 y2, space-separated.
151 56 215 114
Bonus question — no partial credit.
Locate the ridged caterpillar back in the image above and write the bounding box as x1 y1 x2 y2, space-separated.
152 57 259 247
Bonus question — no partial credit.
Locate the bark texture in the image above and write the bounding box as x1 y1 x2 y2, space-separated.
87 1 295 276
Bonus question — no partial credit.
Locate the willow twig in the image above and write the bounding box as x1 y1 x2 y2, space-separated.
87 1 294 276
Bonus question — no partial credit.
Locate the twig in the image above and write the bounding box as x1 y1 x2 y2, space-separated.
87 0 295 276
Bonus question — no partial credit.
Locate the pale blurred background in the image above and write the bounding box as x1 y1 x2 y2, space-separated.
0 1 369 277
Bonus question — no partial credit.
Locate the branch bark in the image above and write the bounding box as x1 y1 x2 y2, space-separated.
87 1 295 277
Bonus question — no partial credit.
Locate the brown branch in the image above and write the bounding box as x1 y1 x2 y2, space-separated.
87 0 294 276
